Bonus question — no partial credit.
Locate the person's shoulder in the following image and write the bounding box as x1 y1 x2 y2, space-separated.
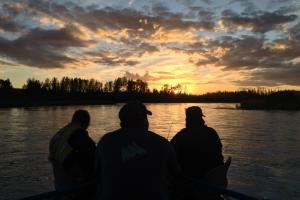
70 128 88 140
205 126 220 138
70 128 95 146
205 126 218 134
171 128 187 140
52 124 69 138
146 130 170 144
178 128 188 134
98 129 122 144
148 130 167 140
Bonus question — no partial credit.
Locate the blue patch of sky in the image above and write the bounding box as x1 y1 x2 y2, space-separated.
195 29 255 40
265 0 297 11
96 42 118 52
0 32 21 40
52 0 106 9
194 31 223 39
265 30 288 41
164 42 186 49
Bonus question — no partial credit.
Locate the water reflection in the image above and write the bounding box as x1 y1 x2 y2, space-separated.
0 104 299 200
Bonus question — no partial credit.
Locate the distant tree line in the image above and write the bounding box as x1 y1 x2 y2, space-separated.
19 77 190 95
0 77 299 109
21 77 151 94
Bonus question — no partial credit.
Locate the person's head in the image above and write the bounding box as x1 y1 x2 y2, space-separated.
185 106 205 128
72 110 90 129
119 101 152 130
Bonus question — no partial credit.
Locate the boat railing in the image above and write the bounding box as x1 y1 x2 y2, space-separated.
185 176 263 200
16 179 265 200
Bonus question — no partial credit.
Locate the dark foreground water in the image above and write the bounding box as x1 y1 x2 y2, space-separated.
0 103 300 200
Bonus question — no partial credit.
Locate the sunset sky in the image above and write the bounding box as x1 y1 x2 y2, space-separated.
0 0 300 94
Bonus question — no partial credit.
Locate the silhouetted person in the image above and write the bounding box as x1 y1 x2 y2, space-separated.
49 110 96 199
171 106 224 199
95 101 180 200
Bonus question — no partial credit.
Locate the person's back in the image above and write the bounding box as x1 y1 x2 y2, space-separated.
95 102 180 200
170 107 224 199
171 125 223 179
49 110 96 196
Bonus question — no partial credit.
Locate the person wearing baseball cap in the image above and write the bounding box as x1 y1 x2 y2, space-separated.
95 101 180 200
118 101 152 130
171 106 224 199
185 106 206 127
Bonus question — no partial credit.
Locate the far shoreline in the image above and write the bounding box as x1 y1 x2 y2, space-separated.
1 100 300 111
1 84 299 110
0 100 240 109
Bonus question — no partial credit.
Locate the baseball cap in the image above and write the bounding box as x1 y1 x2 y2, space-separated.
185 106 205 118
119 101 152 121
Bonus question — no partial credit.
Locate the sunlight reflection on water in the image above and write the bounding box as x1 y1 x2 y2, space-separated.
0 103 300 200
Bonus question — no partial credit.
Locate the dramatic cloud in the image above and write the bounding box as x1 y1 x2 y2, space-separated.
289 22 300 40
0 15 22 32
193 33 300 69
221 9 297 33
235 67 300 86
90 52 140 66
26 1 216 34
0 26 89 68
0 0 300 91
191 26 300 86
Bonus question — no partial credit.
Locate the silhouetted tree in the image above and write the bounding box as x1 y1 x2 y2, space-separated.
137 79 148 93
171 84 183 94
113 78 122 93
42 78 51 91
161 84 171 94
23 78 42 92
94 80 103 92
127 79 137 93
107 81 113 92
152 88 159 94
51 77 59 92
0 79 13 92
60 77 71 93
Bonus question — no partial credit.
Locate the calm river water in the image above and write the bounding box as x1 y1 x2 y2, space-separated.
0 103 300 200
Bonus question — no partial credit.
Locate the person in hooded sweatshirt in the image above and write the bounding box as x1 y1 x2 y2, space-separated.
95 101 180 200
